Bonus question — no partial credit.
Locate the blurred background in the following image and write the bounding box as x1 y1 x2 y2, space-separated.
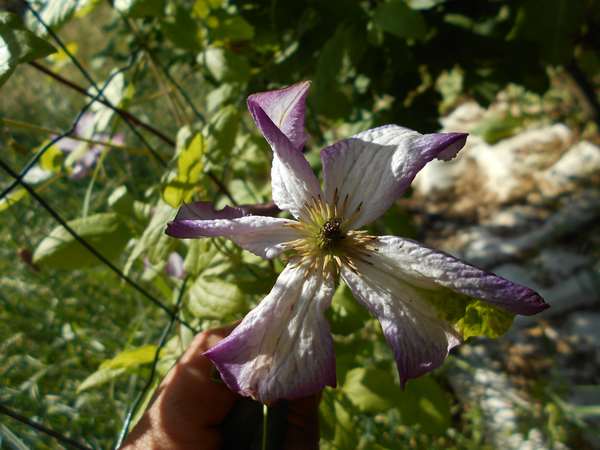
1 0 599 448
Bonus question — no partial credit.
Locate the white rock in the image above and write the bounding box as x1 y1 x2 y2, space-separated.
538 141 600 195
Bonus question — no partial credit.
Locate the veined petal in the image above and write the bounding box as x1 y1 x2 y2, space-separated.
250 103 322 221
341 263 461 386
174 201 247 221
204 263 336 403
372 236 548 315
166 216 301 259
247 81 311 150
321 125 468 229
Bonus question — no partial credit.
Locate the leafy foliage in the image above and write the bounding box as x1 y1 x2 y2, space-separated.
1 0 598 448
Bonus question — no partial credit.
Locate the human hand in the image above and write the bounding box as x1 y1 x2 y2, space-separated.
120 326 321 450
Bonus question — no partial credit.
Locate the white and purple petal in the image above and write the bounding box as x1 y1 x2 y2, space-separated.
371 236 548 315
174 201 247 221
247 81 311 151
321 125 468 229
341 262 461 386
166 215 301 259
250 103 322 221
205 263 336 404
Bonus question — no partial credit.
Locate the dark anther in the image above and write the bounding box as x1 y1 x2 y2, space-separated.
322 218 344 242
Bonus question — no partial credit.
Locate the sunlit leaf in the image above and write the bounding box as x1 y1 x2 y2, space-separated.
162 127 205 208
0 12 56 87
342 367 402 413
201 47 250 83
39 143 64 173
33 212 131 269
187 276 246 319
100 344 157 370
0 187 28 212
77 367 126 392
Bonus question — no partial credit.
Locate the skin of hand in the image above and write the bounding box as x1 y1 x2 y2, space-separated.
120 326 321 450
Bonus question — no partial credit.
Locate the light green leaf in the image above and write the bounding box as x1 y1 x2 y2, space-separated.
472 113 522 144
0 187 28 212
32 212 131 269
100 344 158 370
327 283 370 335
397 376 452 434
162 127 205 208
373 0 427 40
406 0 445 9
204 105 240 170
125 201 175 274
77 367 126 392
201 47 250 83
342 367 402 413
39 143 64 173
458 300 514 340
107 185 134 216
424 288 515 340
183 239 219 276
188 276 246 319
0 12 56 87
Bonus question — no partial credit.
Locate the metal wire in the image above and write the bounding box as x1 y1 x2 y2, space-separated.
0 54 137 202
0 157 198 334
113 278 189 449
24 1 168 168
0 403 93 450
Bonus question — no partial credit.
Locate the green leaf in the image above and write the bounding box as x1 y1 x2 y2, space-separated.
204 105 240 170
201 47 250 83
342 367 402 413
423 288 515 340
26 0 90 32
0 187 28 212
509 0 584 65
39 143 64 173
396 376 452 434
162 127 205 208
77 367 126 392
100 344 158 370
107 185 134 216
183 239 219 277
114 0 165 17
472 113 522 144
211 14 255 42
373 0 427 40
160 6 201 50
0 12 56 87
459 300 514 340
32 212 131 269
188 276 246 319
406 0 445 9
328 283 370 335
125 201 175 274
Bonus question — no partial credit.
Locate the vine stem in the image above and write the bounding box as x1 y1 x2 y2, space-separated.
28 61 176 148
2 118 146 154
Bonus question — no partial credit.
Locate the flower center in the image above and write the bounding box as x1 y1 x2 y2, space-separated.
319 218 345 251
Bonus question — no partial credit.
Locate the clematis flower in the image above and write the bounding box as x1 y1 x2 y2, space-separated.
166 82 548 404
55 112 125 180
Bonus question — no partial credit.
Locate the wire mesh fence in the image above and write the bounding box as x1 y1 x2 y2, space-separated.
0 3 207 448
